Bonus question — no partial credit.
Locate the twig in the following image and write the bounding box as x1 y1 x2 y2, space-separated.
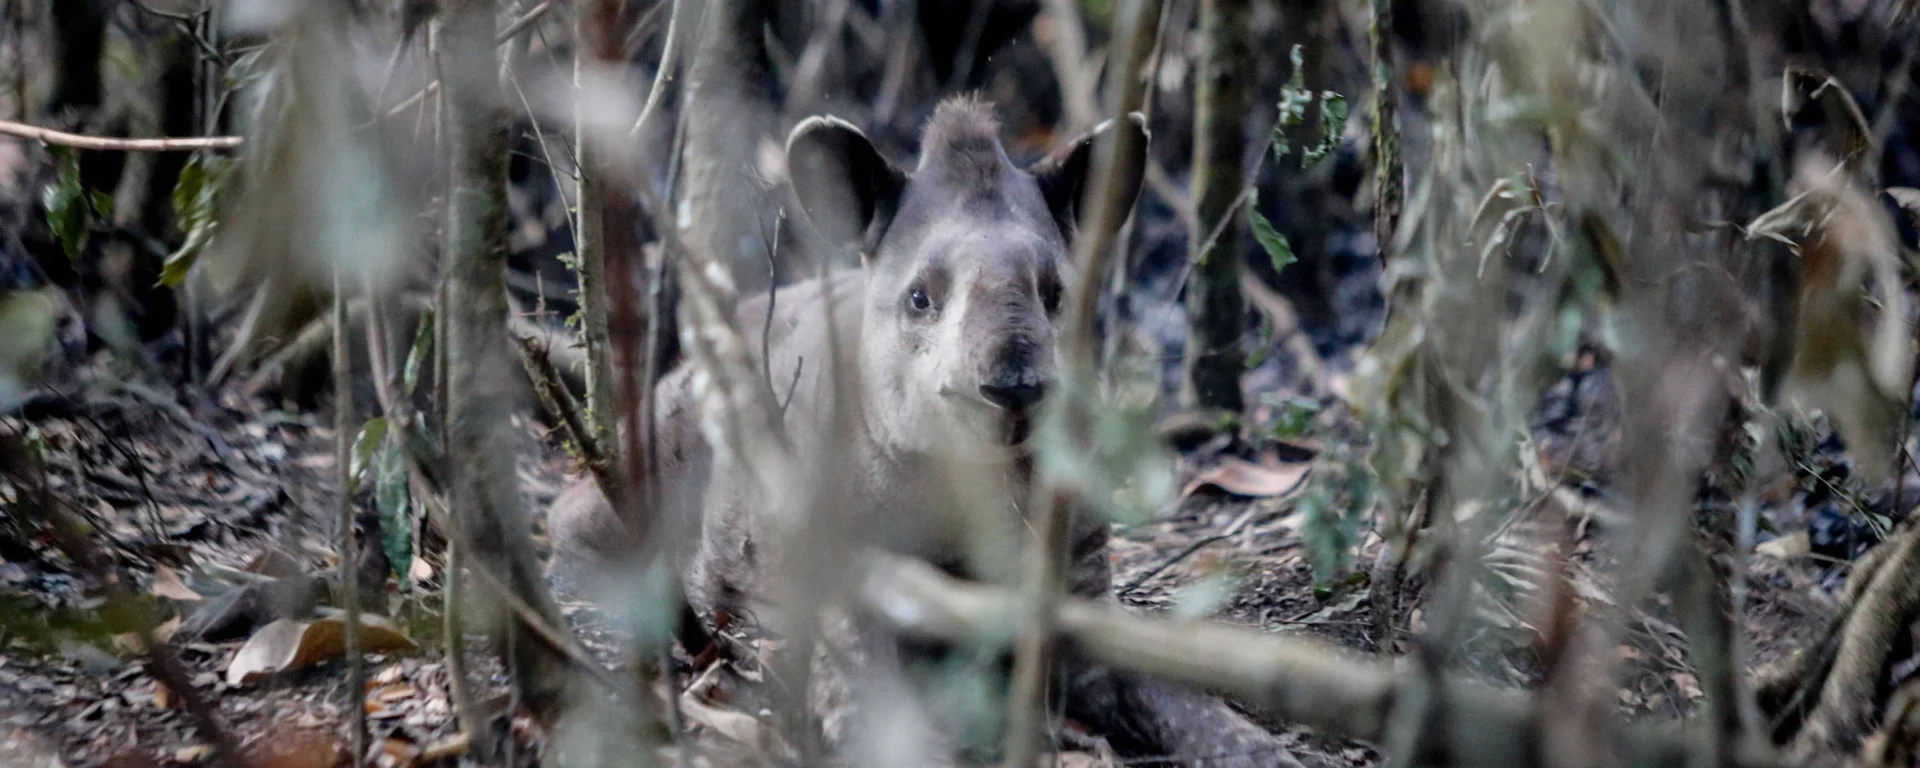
627 0 693 139
513 332 610 476
1119 504 1263 595
0 119 241 151
1007 2 1164 765
1040 0 1101 132
375 1 554 124
332 269 368 768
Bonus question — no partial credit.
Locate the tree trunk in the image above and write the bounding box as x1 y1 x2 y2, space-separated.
681 0 781 296
1181 0 1251 412
439 0 572 719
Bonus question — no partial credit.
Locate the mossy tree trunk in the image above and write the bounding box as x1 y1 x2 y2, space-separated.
440 0 571 718
1182 0 1252 412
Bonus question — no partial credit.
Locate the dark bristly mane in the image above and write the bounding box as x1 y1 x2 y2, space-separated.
919 95 1007 186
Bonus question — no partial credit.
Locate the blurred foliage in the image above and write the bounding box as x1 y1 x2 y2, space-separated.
161 153 235 288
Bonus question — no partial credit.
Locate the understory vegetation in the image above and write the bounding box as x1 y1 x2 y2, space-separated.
2 0 1919 767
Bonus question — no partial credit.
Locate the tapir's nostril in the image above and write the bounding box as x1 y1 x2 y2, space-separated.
980 380 1046 412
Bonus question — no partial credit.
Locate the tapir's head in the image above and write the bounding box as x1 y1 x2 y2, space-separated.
787 96 1147 461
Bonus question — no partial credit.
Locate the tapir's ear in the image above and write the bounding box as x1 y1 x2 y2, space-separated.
1029 112 1149 240
786 116 908 254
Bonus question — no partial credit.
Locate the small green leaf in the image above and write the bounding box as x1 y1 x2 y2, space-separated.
173 160 208 225
1245 310 1274 370
404 308 434 397
159 154 233 287
375 434 413 587
1303 92 1350 166
161 224 215 287
349 418 388 494
1249 207 1296 275
43 150 88 262
87 190 114 220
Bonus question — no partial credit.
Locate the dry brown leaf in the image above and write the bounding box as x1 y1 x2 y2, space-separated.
150 566 202 602
376 737 421 768
245 547 306 579
173 744 212 764
1052 752 1114 768
152 616 183 645
679 694 765 745
1755 531 1811 560
1672 672 1703 701
226 614 418 686
239 726 347 768
1180 453 1311 499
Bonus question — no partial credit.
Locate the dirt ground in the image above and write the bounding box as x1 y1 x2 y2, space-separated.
0 348 1870 768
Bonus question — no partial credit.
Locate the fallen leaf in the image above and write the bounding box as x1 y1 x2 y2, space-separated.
377 737 420 768
154 681 172 710
679 694 764 745
1756 532 1811 560
153 616 183 644
151 565 202 602
245 547 306 579
241 726 347 768
1672 672 1703 701
1180 453 1311 499
227 615 418 686
375 683 417 703
174 744 213 764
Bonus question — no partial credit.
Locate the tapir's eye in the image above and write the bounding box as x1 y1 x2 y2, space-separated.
907 286 933 313
1039 275 1063 316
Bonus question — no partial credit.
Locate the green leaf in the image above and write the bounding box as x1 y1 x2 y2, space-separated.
1302 92 1350 166
173 159 208 226
1245 310 1274 370
349 418 388 494
159 154 233 287
43 150 88 262
1268 396 1322 439
161 224 215 287
86 190 114 221
375 434 413 587
403 307 434 397
1249 206 1296 275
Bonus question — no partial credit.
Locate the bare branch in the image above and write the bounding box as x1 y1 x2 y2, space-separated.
0 118 241 151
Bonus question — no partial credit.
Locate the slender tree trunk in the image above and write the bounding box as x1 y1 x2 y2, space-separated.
1369 0 1402 262
574 8 616 445
439 0 571 718
1181 0 1251 412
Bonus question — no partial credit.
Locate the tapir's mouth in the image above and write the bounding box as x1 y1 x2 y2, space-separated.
1002 410 1033 447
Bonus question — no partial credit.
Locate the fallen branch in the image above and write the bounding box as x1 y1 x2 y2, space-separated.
861 555 1808 768
0 119 242 151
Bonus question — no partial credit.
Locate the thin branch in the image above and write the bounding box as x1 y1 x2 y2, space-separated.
628 0 693 138
377 1 554 124
1006 2 1164 764
0 119 241 151
331 270 368 768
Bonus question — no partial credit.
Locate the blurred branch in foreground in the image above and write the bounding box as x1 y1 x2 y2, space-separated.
864 555 1805 768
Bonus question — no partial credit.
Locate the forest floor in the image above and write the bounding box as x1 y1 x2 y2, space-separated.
0 337 1872 768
